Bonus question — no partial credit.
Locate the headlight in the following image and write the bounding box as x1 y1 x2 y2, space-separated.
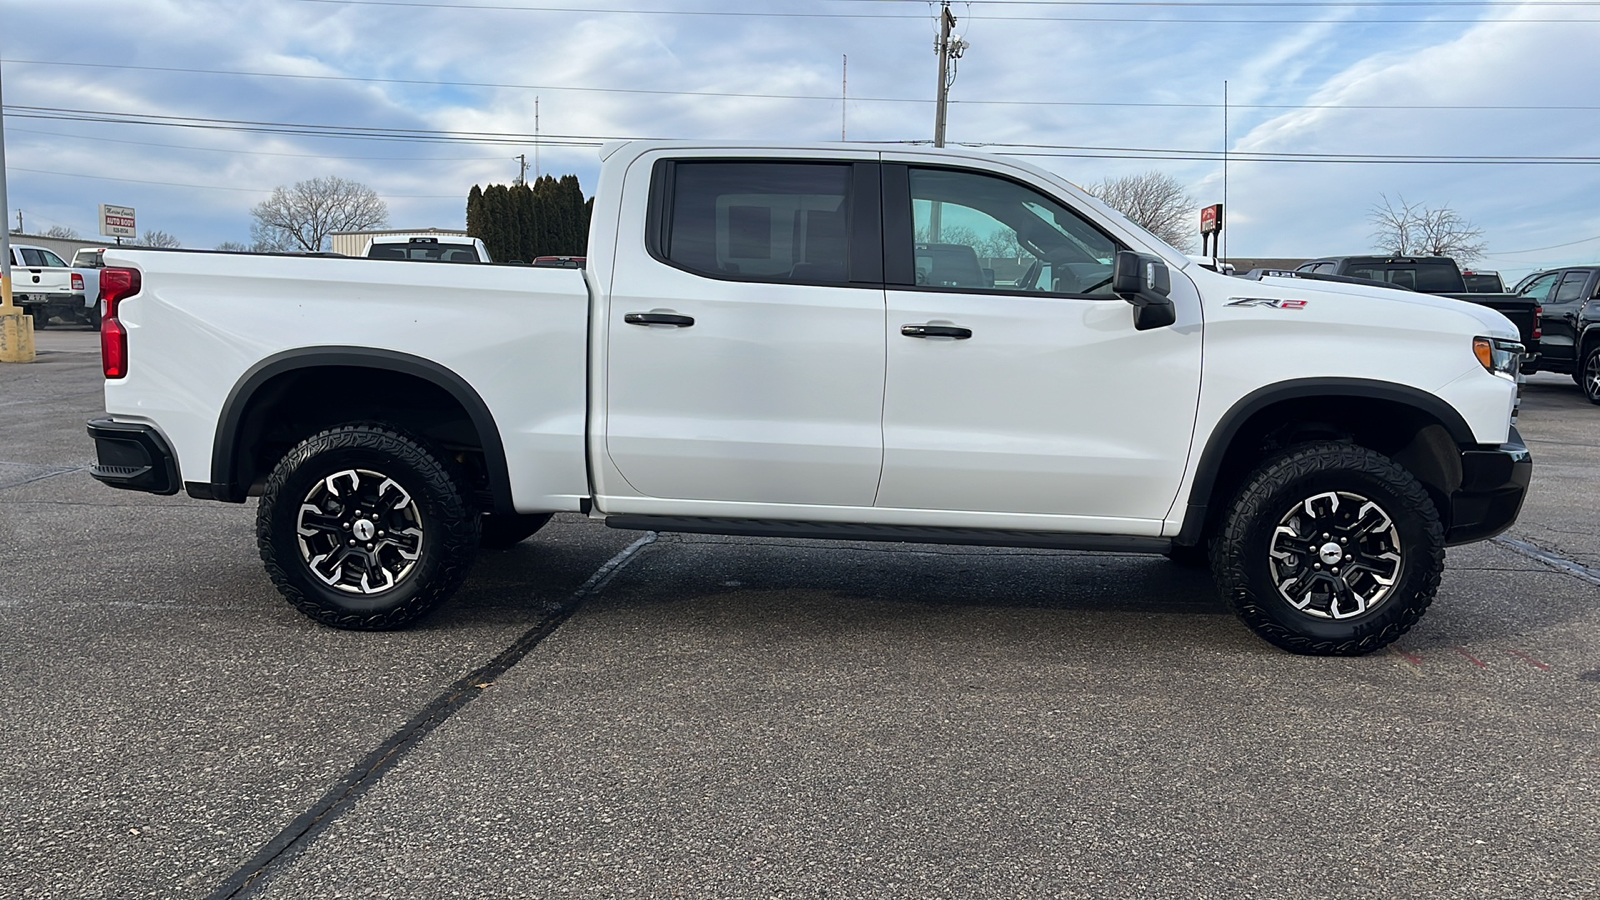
1473 337 1524 378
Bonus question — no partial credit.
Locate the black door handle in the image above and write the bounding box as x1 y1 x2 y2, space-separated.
901 323 972 340
625 312 695 327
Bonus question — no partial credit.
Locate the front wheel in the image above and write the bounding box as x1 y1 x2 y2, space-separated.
1581 346 1600 405
1212 442 1444 656
257 425 479 630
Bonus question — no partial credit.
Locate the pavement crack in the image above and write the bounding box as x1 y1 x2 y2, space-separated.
204 532 658 900
1493 536 1600 588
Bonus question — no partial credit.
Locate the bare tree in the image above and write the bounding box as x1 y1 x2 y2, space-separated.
139 229 182 248
45 225 80 239
250 176 388 252
1368 194 1486 262
214 241 250 253
1083 171 1197 253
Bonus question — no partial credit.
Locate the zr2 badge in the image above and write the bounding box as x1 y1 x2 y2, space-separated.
1226 297 1308 310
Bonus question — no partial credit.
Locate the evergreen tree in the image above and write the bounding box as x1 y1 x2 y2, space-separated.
465 185 485 250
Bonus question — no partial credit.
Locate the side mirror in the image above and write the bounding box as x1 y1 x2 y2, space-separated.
1112 250 1177 331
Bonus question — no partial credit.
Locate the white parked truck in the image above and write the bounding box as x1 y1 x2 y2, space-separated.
8 244 90 327
86 142 1530 655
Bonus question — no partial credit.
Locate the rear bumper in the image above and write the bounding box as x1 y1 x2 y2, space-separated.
86 418 180 495
1444 427 1532 546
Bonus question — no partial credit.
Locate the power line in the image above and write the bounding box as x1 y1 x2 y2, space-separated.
6 127 504 162
12 59 1600 113
282 0 1600 22
9 166 470 199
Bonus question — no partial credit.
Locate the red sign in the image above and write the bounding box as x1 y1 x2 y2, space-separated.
1200 203 1223 235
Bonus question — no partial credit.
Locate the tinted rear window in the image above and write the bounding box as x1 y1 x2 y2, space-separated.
369 243 481 262
1347 262 1461 292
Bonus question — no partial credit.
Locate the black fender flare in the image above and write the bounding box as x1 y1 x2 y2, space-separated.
1174 378 1475 545
205 347 513 513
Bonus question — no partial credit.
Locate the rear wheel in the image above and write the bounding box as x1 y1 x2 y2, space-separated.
1212 442 1444 656
30 310 47 330
257 425 479 630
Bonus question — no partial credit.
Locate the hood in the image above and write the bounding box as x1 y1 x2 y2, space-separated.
1223 271 1521 341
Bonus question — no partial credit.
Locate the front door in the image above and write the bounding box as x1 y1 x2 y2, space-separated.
875 164 1202 530
603 157 887 508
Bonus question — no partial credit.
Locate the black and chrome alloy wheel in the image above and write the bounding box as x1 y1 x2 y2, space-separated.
1213 441 1445 656
296 468 424 594
1268 490 1402 620
258 424 479 630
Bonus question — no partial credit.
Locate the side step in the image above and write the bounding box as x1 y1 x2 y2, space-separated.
602 515 1171 554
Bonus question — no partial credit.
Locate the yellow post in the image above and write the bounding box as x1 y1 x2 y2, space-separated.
0 57 36 364
0 271 38 364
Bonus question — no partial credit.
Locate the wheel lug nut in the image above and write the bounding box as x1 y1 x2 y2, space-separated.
366 543 374 551
342 522 350 530
1314 563 1322 569
348 540 356 546
1340 537 1347 544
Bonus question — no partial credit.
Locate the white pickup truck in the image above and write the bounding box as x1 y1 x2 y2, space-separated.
85 141 1530 655
8 244 89 328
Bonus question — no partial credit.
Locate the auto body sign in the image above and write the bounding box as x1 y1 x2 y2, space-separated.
100 205 136 238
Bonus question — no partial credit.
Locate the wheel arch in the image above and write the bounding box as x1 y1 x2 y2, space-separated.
1175 378 1475 546
202 347 513 514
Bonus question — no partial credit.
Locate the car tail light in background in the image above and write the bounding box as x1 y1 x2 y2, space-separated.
72 273 85 292
100 267 141 379
1534 305 1543 341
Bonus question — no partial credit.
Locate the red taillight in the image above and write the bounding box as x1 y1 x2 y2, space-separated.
100 267 141 379
72 273 84 291
1533 305 1543 341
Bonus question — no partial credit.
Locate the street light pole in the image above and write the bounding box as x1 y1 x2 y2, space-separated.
0 57 38 363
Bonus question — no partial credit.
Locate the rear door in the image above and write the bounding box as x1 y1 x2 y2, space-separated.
601 155 887 508
1543 270 1592 365
874 162 1201 530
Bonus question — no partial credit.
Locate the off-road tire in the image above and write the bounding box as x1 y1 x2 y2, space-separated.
31 311 47 330
479 512 553 550
257 424 479 630
1212 441 1444 656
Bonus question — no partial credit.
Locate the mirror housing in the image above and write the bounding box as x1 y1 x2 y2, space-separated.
1112 251 1177 331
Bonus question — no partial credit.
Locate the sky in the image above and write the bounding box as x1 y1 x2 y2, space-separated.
4 0 1600 281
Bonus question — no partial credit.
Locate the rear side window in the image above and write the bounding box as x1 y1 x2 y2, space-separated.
657 162 853 284
1553 271 1590 304
1411 263 1463 293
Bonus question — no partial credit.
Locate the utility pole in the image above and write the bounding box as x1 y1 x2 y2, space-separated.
930 2 968 241
841 55 847 141
514 154 528 187
0 58 38 363
534 96 541 183
933 2 968 148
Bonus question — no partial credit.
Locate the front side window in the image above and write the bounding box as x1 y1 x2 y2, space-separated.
662 162 852 284
1518 272 1560 303
906 168 1119 297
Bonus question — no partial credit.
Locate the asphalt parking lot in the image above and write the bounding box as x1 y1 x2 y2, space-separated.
2 329 1597 899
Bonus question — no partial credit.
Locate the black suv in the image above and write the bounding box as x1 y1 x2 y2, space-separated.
1514 266 1600 401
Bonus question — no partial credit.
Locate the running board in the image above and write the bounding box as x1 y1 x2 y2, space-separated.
602 515 1171 554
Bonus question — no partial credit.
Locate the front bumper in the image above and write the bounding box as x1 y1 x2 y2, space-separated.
1444 426 1532 546
86 418 180 495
